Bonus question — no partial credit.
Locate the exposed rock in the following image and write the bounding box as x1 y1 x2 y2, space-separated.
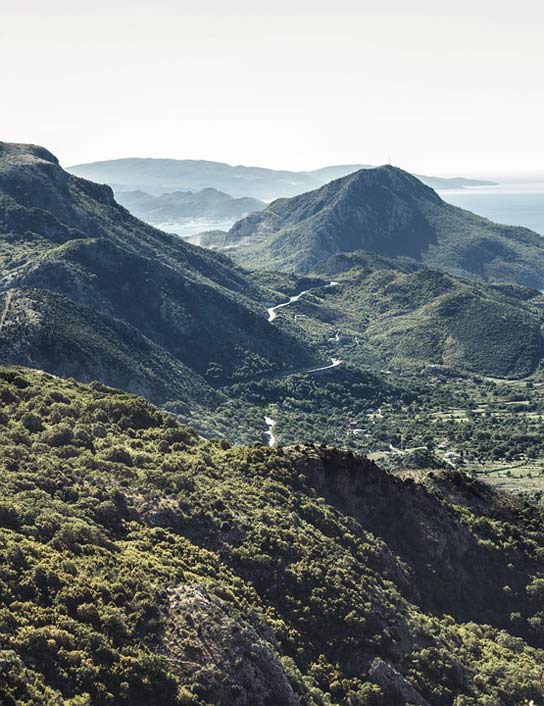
163 584 300 706
369 659 430 706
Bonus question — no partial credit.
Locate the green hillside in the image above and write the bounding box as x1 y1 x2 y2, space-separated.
0 288 214 412
0 142 315 394
223 166 544 288
1 367 543 706
245 252 544 380
315 258 544 378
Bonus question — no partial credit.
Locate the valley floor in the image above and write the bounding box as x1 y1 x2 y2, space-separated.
191 280 544 501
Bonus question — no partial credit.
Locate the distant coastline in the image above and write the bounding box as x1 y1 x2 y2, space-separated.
441 182 544 236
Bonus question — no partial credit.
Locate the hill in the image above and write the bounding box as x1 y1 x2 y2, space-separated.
0 141 314 406
68 158 495 201
1 367 543 706
115 188 265 222
0 287 214 413
224 166 544 288
313 253 544 378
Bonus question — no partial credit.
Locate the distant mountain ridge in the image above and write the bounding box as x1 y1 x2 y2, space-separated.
223 165 544 288
115 187 265 222
68 157 495 201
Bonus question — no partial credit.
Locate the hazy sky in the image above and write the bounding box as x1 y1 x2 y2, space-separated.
1 0 543 176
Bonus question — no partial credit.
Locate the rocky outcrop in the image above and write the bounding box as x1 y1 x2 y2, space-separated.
163 585 300 706
293 447 541 633
369 659 430 706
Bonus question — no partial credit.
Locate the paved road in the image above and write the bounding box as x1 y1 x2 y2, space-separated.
263 281 342 444
304 357 342 373
264 416 277 447
267 289 312 322
266 280 338 322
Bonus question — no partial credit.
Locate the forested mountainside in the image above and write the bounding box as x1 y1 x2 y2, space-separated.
0 141 315 408
223 166 544 288
1 368 543 706
294 252 544 379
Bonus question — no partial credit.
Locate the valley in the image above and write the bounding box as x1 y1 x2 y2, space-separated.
1 139 544 706
201 262 544 498
199 347 544 499
2 141 544 501
4 2 544 704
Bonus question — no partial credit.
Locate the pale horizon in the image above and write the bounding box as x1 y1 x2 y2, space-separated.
2 0 543 179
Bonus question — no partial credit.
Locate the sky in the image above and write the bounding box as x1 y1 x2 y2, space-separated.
1 0 543 177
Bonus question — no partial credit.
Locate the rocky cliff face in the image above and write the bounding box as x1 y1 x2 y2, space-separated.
295 447 544 631
164 584 300 706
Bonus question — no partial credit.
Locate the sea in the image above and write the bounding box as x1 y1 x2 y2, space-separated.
153 218 236 238
439 183 544 236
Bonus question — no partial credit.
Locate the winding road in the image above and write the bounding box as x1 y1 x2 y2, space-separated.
267 289 312 322
263 416 277 447
267 281 338 322
264 281 342 446
304 357 342 373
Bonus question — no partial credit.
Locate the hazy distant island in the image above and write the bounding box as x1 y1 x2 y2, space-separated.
68 157 497 201
115 187 265 223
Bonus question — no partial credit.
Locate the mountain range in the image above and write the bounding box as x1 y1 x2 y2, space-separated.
2 141 544 705
114 188 265 223
68 158 496 201
223 165 544 288
1 141 543 424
